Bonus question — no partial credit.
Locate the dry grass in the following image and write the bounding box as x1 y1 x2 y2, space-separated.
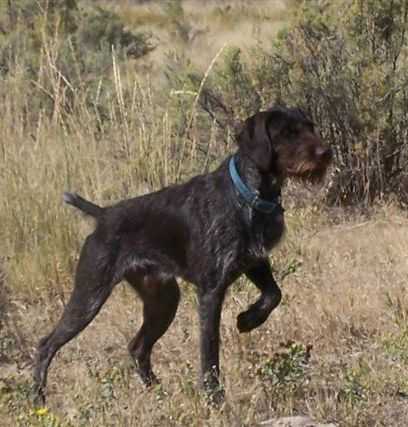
1 1 408 426
2 206 408 426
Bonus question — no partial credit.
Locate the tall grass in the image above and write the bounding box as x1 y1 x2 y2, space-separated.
0 45 226 296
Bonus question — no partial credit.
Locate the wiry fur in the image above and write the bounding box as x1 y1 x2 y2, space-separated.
33 106 332 404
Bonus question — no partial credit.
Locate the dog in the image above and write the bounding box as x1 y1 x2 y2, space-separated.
33 106 332 404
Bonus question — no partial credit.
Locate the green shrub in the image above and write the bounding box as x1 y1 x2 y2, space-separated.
75 7 153 59
168 0 408 206
258 341 311 387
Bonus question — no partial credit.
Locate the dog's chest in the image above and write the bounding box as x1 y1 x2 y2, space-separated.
248 210 285 257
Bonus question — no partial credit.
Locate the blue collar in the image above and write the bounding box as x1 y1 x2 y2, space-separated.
229 156 282 214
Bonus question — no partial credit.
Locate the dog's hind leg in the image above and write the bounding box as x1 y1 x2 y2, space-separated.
33 234 118 404
125 272 180 386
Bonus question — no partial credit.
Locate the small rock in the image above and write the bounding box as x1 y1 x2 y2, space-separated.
259 415 337 427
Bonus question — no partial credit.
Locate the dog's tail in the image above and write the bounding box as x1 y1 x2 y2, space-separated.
63 192 103 218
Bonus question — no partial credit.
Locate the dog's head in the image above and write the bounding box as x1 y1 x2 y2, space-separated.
237 106 332 182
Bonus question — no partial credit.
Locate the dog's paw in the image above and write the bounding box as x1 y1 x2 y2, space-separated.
237 310 260 333
237 304 272 333
31 385 46 407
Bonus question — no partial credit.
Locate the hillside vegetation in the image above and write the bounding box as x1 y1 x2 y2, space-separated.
1 1 408 426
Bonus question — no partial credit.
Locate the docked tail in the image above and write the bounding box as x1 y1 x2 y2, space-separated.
63 192 103 218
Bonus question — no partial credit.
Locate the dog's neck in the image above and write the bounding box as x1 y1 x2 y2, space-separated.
233 153 283 201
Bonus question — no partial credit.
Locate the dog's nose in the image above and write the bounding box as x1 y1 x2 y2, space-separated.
316 146 333 161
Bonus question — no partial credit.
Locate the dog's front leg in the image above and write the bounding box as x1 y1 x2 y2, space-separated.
237 259 282 333
197 286 227 403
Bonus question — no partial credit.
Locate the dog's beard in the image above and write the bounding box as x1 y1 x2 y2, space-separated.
286 160 330 184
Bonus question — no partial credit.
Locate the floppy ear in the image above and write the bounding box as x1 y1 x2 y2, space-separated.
237 110 287 173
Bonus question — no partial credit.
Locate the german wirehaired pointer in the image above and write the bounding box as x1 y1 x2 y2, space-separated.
33 106 332 404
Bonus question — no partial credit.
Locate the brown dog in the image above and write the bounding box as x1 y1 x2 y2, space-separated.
33 106 332 404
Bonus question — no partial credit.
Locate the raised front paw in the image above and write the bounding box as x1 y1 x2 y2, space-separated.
237 308 267 333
